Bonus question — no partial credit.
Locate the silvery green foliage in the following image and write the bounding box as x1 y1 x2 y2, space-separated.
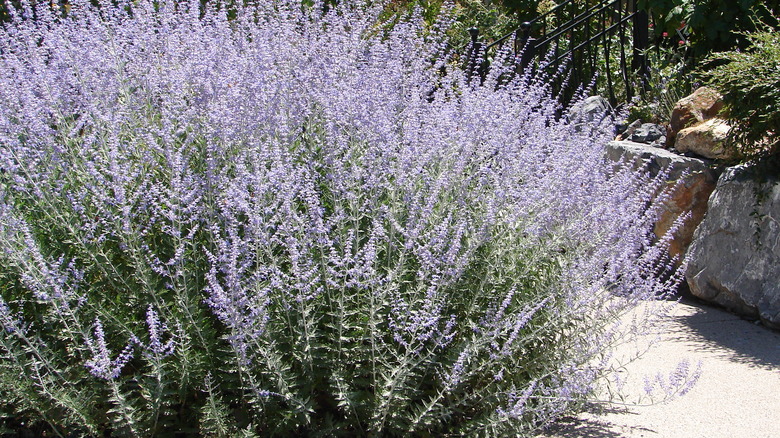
0 0 690 435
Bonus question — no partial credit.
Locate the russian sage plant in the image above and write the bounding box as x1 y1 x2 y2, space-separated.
0 0 691 435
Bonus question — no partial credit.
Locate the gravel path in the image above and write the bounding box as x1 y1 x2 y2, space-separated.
537 299 780 438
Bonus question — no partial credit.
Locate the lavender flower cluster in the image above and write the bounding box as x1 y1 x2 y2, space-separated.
0 0 692 435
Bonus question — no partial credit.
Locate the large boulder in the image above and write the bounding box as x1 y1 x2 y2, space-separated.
569 96 612 130
606 141 719 263
629 123 667 147
675 118 739 161
669 87 725 144
686 164 780 328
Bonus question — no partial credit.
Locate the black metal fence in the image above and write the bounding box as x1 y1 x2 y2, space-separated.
465 0 649 108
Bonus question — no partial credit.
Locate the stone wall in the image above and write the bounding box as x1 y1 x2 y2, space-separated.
603 87 780 328
685 165 780 328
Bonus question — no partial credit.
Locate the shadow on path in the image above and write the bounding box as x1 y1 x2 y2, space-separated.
536 405 651 438
669 298 780 371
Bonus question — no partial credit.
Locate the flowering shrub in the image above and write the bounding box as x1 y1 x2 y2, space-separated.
0 0 690 435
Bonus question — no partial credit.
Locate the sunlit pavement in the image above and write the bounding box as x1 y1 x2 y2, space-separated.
538 298 780 438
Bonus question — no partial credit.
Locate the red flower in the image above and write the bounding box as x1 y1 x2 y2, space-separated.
662 32 668 38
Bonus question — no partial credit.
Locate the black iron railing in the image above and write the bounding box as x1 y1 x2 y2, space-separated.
465 0 649 107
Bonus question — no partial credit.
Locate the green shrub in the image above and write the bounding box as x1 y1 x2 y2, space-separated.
380 0 522 49
700 29 780 162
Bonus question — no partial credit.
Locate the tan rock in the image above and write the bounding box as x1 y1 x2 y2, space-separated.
654 170 717 263
675 118 739 161
606 141 718 265
668 87 724 145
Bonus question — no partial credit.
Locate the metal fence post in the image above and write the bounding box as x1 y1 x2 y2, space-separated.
517 22 536 74
631 0 650 91
466 27 483 83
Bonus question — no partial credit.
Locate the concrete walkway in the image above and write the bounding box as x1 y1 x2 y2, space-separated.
538 299 780 438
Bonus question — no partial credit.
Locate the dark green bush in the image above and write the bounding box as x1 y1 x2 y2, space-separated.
640 0 779 57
